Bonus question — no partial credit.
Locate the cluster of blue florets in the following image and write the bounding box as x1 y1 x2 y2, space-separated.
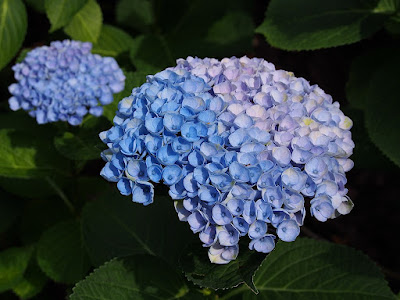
100 56 354 264
8 40 125 125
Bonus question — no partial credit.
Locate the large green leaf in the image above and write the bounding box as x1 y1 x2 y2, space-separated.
116 0 154 32
0 114 70 179
64 0 102 43
103 70 147 122
20 198 71 244
45 0 87 32
12 257 47 300
164 0 254 58
181 241 265 292
54 131 105 161
206 11 254 47
82 189 195 266
24 0 45 12
240 238 395 300
256 0 394 50
130 34 175 74
70 255 188 300
0 189 22 234
346 48 398 110
92 24 135 57
365 58 400 167
0 246 33 293
36 220 91 284
0 0 27 70
342 108 395 170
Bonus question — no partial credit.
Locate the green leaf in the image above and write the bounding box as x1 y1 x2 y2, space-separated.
0 175 67 199
365 58 400 167
130 34 174 74
164 0 254 58
91 24 134 57
64 0 102 43
116 0 154 32
181 241 266 292
0 0 28 70
205 11 254 49
45 0 87 32
54 131 105 161
103 70 147 122
0 246 33 293
0 114 70 178
242 238 396 300
70 255 188 300
12 257 47 300
0 189 22 234
24 0 45 12
37 220 91 284
82 190 195 266
54 116 109 160
15 47 30 63
342 108 395 170
256 0 393 50
20 198 71 244
346 48 398 110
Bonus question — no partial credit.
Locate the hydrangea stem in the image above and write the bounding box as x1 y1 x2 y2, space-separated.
45 176 76 216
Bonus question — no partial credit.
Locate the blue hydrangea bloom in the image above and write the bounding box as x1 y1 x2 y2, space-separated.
8 40 125 125
100 56 355 264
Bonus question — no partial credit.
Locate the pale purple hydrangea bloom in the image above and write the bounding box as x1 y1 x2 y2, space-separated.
8 40 125 125
100 56 354 264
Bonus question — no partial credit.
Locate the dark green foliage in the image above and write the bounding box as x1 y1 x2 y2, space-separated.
256 0 395 50
36 220 91 284
82 191 195 266
0 0 399 299
0 246 33 293
0 0 27 70
70 255 188 300
243 238 396 300
181 241 265 292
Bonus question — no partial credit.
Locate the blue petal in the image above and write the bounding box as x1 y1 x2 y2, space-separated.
117 178 132 196
229 162 250 183
212 204 233 225
226 199 244 216
144 135 162 155
255 199 272 222
199 225 217 246
198 185 220 204
145 117 164 134
174 201 191 221
157 145 179 165
131 181 154 206
187 210 207 233
249 235 275 253
218 224 239 246
232 217 249 236
162 165 182 185
277 219 300 242
248 220 267 239
163 112 184 133
188 150 205 166
172 137 192 153
147 164 163 183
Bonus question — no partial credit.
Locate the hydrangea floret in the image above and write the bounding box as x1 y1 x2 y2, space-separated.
100 56 355 264
8 40 125 125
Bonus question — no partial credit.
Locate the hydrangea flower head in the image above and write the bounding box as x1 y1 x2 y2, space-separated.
100 56 354 264
8 40 125 125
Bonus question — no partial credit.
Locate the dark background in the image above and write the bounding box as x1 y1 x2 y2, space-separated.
0 0 399 298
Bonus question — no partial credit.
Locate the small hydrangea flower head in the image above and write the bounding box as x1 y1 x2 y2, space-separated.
8 40 125 125
100 56 355 264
